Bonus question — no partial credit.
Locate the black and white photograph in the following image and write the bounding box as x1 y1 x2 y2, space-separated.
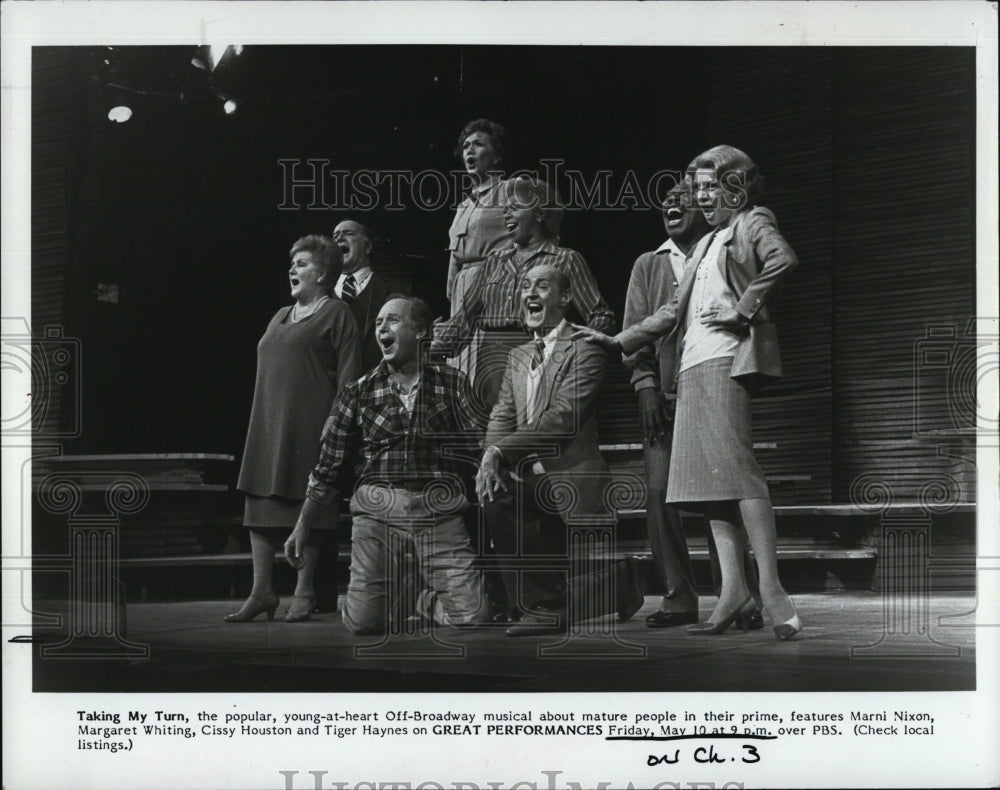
2 2 997 789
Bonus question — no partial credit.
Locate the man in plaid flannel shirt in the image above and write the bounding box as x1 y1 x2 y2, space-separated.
286 296 488 634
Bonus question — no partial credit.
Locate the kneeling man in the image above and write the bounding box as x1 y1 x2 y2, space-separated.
477 264 643 637
287 296 488 634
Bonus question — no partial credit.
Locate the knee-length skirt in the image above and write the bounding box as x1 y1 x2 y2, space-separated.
244 494 337 530
666 356 770 505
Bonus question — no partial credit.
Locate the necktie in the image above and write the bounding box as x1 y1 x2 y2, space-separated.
526 340 547 425
530 339 545 371
341 274 357 304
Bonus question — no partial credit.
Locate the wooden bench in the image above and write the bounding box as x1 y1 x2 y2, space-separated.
34 453 245 593
102 447 974 597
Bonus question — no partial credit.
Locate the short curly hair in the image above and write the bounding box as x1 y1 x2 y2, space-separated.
687 145 766 210
289 234 341 295
454 118 506 164
504 176 564 240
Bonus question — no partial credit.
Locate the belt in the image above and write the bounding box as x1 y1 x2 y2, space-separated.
386 480 438 494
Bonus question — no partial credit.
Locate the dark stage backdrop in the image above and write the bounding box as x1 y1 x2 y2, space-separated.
31 45 975 504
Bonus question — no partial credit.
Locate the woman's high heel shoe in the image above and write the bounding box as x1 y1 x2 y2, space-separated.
223 594 279 623
773 604 802 640
773 614 802 640
687 596 754 636
285 595 315 623
768 593 802 640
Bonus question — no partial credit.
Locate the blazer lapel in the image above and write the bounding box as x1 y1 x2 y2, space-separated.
509 343 533 427
715 223 736 278
536 324 574 419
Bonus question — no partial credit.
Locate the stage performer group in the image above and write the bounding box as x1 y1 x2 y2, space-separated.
230 121 802 642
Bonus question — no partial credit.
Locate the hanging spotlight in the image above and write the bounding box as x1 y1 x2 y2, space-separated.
191 43 243 73
100 51 134 124
209 44 229 71
104 83 137 124
107 105 133 123
190 45 212 72
207 85 241 118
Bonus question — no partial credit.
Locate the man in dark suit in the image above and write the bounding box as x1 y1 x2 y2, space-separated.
332 219 407 373
476 263 643 636
313 219 408 611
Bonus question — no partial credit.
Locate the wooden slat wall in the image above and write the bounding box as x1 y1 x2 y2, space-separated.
831 48 975 501
32 48 110 447
704 49 835 504
31 49 76 436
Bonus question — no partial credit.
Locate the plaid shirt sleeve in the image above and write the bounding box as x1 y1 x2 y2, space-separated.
305 380 360 505
429 366 483 480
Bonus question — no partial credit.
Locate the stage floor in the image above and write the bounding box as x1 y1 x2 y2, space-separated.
26 591 978 693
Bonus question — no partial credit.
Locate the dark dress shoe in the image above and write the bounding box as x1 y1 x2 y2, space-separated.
737 611 765 631
505 607 565 637
645 610 699 628
617 556 645 621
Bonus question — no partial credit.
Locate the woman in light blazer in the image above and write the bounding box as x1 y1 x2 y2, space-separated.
575 145 802 640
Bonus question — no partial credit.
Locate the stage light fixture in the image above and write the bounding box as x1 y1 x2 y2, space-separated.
104 82 138 124
191 43 243 73
107 105 133 123
223 99 238 115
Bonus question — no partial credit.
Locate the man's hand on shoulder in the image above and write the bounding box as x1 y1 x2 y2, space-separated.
570 324 621 352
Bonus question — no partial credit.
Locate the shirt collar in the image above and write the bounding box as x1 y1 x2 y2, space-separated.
506 238 559 260
338 266 373 294
472 174 504 201
472 175 503 196
370 359 441 384
534 319 567 357
654 237 683 256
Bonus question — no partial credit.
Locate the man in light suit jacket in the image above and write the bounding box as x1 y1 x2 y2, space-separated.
476 264 643 636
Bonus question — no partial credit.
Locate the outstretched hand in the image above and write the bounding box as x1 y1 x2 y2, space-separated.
570 324 621 352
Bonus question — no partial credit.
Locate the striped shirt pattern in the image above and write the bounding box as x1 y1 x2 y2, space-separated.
434 241 616 353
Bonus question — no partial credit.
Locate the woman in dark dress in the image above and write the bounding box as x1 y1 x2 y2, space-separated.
227 235 361 623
